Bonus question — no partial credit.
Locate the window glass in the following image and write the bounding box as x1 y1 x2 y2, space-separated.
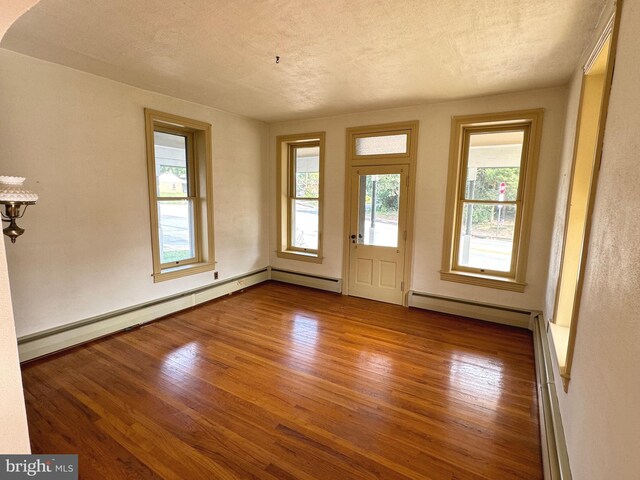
458 203 516 272
457 129 524 272
158 199 195 264
292 199 319 250
465 131 523 202
294 146 320 198
355 134 407 156
358 173 400 248
154 132 188 197
289 143 321 253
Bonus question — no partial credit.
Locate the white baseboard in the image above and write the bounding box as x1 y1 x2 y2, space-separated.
17 268 270 362
532 313 572 480
269 268 342 293
408 290 533 329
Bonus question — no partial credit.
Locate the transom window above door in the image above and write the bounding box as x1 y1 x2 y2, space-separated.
355 133 408 156
350 127 414 164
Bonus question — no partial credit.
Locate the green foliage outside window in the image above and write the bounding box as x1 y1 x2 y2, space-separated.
467 167 519 225
365 175 399 214
295 172 319 198
160 165 187 177
471 167 519 201
162 249 192 263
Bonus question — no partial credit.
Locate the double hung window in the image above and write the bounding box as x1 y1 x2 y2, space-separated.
276 133 325 262
441 110 543 291
145 109 215 281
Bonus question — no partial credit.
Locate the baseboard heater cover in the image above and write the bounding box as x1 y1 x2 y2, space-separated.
408 290 533 329
269 268 342 293
17 268 270 363
533 313 572 480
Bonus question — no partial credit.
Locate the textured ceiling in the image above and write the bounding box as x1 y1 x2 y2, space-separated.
1 0 607 122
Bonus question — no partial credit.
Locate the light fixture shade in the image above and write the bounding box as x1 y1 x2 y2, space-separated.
0 176 38 203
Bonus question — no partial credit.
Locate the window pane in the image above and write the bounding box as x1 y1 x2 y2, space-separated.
292 199 318 250
355 134 408 156
458 203 516 272
154 131 188 197
465 131 524 202
158 200 195 264
294 146 320 198
358 174 400 247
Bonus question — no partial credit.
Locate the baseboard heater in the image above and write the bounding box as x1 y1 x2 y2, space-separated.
17 268 270 363
532 313 572 480
408 290 533 329
269 267 342 293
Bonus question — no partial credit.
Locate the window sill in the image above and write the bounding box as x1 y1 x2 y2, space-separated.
277 250 323 264
153 262 216 283
548 321 570 375
439 270 526 292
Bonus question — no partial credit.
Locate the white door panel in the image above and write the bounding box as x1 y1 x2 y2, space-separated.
348 166 407 305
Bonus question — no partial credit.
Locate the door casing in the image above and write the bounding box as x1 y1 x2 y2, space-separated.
342 121 419 306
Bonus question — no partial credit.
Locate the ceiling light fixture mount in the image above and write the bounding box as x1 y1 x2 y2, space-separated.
0 176 38 244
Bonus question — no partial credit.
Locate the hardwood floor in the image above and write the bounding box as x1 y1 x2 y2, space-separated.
21 281 542 479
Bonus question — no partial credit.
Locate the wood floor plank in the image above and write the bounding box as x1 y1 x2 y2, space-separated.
22 281 542 479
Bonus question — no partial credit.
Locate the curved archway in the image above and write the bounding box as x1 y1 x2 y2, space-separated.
0 0 41 41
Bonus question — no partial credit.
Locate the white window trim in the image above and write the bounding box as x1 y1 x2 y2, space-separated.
440 109 544 292
276 132 325 263
145 109 215 282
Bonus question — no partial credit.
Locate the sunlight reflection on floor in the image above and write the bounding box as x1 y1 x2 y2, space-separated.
287 314 319 370
161 341 200 381
448 351 505 413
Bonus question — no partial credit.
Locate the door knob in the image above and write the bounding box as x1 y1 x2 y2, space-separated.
350 234 356 239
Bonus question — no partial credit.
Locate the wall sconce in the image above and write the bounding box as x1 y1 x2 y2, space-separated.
0 176 38 243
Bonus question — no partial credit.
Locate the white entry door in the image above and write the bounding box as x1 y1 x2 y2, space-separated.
348 165 408 305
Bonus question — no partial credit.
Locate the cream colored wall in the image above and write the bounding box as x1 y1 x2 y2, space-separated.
0 4 40 454
546 2 640 478
0 236 30 452
269 87 568 311
0 49 269 337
